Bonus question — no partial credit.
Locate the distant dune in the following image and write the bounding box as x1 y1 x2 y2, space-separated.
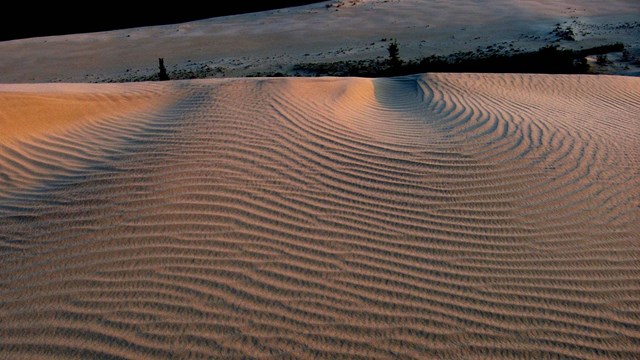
1 0 638 82
1 74 639 358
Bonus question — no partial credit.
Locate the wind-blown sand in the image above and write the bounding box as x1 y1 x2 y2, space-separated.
1 74 639 358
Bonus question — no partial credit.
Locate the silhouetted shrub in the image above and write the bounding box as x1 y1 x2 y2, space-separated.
551 25 575 41
577 43 624 56
158 58 170 81
387 40 401 69
293 43 625 77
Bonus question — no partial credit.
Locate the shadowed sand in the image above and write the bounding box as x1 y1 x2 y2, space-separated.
1 74 639 358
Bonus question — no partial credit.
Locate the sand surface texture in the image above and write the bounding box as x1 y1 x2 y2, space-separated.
1 74 640 358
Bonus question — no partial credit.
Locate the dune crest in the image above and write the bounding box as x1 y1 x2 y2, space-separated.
0 83 177 198
1 74 639 359
1 89 162 142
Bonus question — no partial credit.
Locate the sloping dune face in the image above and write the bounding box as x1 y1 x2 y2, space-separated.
1 74 639 359
0 84 176 198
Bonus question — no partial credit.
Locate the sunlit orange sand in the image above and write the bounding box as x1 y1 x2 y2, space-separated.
1 74 639 358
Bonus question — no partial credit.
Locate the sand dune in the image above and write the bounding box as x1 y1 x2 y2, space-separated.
0 83 177 199
1 0 638 82
0 85 170 141
1 74 640 358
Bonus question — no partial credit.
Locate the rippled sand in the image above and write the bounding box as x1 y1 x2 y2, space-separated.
1 74 639 358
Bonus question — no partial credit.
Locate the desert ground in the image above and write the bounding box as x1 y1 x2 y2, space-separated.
0 0 639 82
1 1 640 359
2 73 640 359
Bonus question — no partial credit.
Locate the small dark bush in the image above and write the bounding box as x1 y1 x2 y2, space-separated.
293 42 625 77
158 58 170 81
387 40 401 69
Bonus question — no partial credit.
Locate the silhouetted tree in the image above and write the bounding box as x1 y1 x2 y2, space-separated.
387 40 401 69
158 58 169 81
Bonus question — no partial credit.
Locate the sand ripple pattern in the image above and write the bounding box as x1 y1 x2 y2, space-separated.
1 74 639 359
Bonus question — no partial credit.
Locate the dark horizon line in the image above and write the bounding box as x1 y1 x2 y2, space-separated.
0 1 326 42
